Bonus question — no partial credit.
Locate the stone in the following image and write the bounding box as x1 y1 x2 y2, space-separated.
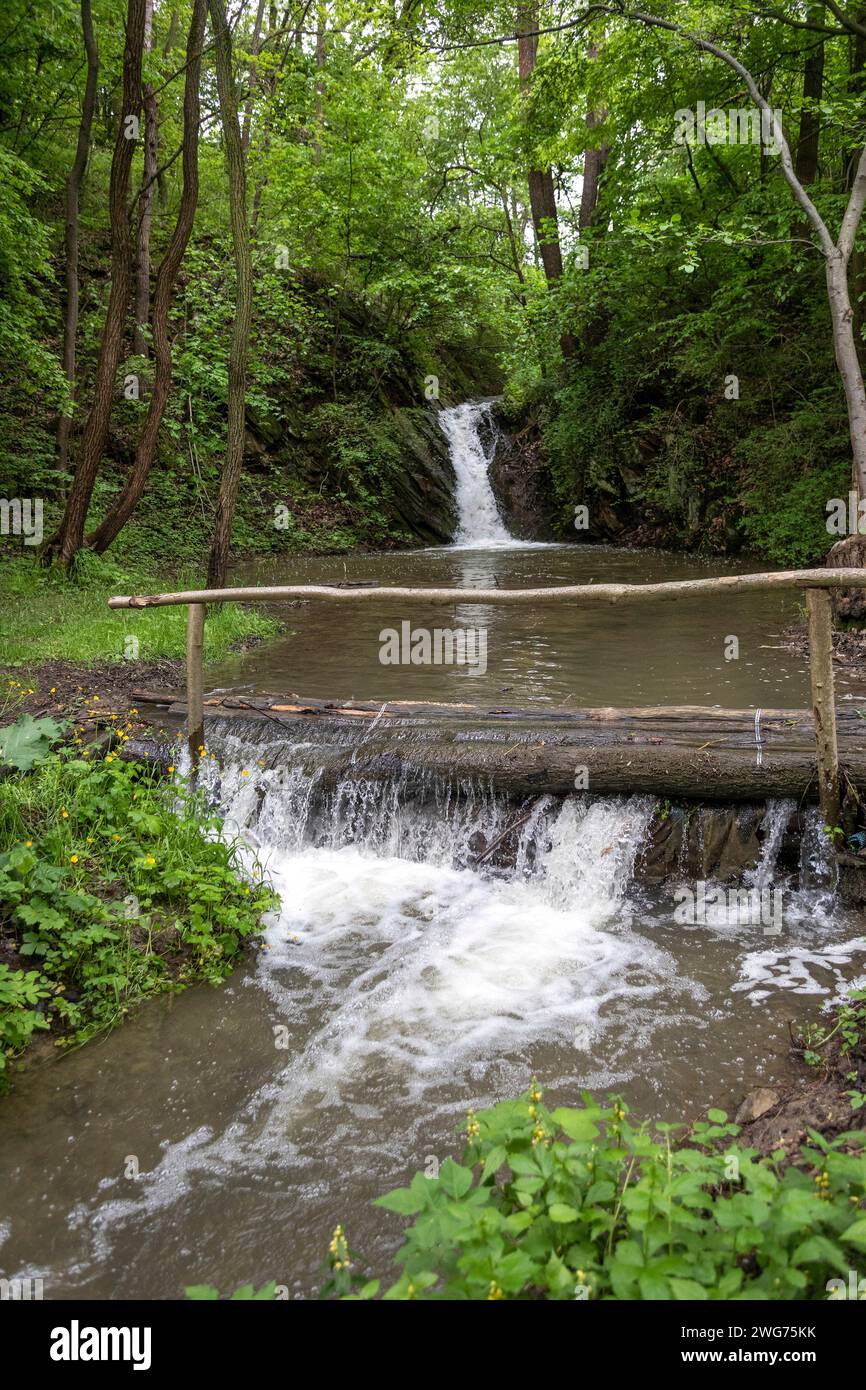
735 1087 780 1125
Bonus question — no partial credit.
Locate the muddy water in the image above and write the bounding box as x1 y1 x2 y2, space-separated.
209 543 866 708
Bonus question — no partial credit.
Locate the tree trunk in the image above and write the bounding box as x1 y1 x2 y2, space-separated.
241 0 267 153
206 0 253 591
792 6 824 262
516 2 575 357
87 0 208 554
56 0 99 476
579 43 608 230
45 0 146 567
826 250 866 498
133 0 158 359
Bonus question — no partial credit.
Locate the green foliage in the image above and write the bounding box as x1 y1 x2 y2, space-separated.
185 1283 277 1301
0 747 275 1085
0 714 65 771
329 1086 866 1300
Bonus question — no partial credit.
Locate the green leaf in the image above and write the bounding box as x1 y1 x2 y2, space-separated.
0 714 65 771
841 1217 866 1250
548 1203 579 1224
439 1157 473 1199
669 1278 708 1300
550 1106 600 1142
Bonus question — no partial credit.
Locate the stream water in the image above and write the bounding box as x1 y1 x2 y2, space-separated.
1 400 864 1300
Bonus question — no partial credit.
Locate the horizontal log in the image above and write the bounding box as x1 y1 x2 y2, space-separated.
108 566 866 610
134 698 866 802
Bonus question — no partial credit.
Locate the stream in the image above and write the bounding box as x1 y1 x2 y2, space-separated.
1 399 864 1300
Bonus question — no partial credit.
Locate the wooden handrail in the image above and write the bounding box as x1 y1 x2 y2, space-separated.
108 566 866 823
108 566 866 609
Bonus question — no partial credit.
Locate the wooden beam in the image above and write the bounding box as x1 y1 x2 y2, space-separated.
185 602 205 778
107 566 866 611
806 587 841 827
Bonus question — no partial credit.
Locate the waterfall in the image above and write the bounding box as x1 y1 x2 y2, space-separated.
439 399 513 546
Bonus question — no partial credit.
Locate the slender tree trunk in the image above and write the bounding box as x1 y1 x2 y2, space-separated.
579 43 608 230
134 0 158 359
87 0 207 553
516 6 563 282
134 0 157 357
45 0 146 567
516 2 575 357
57 0 99 476
207 0 253 590
794 20 824 186
241 0 267 153
827 250 866 496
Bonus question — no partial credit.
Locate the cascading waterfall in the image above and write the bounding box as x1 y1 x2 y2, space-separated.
439 399 513 546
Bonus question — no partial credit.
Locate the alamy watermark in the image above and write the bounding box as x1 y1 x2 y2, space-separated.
0 497 43 546
672 880 784 935
379 621 487 675
674 102 783 153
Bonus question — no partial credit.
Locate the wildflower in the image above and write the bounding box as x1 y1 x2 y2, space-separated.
86 837 93 844
50 687 56 694
60 808 69 819
24 840 32 848
242 769 249 777
145 854 156 867
487 1281 504 1301
167 765 175 774
113 834 121 842
69 855 79 864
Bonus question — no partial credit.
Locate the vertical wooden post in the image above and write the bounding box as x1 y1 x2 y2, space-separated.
186 602 206 780
806 587 840 828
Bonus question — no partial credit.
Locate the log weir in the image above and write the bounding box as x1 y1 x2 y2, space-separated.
130 691 866 803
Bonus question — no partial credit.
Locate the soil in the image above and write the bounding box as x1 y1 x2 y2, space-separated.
736 1018 866 1161
1 657 185 727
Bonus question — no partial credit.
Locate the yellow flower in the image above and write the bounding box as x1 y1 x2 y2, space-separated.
242 769 249 777
69 855 79 864
50 687 56 694
86 837 93 844
145 854 156 867
113 834 121 842
60 808 69 818
167 765 175 774
24 840 33 848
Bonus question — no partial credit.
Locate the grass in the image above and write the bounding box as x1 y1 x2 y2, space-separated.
0 553 280 666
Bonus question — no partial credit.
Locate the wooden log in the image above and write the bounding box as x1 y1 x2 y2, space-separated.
185 602 205 777
806 587 841 827
107 566 866 611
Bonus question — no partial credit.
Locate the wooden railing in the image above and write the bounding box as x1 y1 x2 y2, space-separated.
108 567 866 822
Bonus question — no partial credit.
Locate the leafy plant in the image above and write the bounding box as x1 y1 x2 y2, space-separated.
0 713 65 771
326 1086 866 1300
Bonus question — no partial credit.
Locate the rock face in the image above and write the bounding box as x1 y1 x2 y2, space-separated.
235 277 504 549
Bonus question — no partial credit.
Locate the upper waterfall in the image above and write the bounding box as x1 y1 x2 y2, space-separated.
439 399 513 546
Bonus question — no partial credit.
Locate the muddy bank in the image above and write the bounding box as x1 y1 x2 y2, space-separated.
736 1006 866 1161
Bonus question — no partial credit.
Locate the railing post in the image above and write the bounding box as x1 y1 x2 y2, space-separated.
186 603 206 779
805 587 840 829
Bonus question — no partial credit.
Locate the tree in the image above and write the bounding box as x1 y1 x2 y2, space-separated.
133 0 159 359
206 0 254 590
44 0 147 567
617 4 866 503
86 0 209 553
56 0 99 478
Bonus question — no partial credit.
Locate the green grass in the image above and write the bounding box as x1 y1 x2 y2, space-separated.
0 553 280 666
